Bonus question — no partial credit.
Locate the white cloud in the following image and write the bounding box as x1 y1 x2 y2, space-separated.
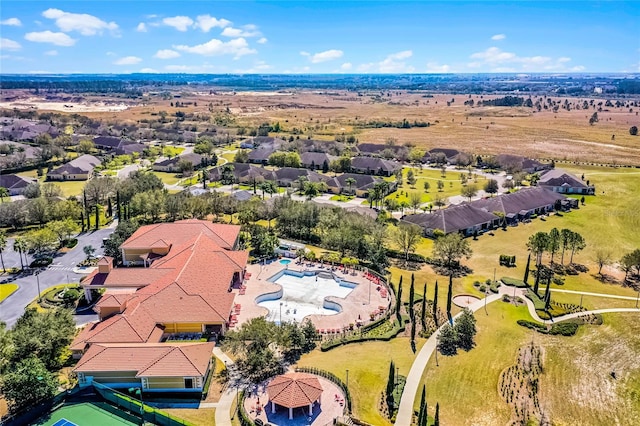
426 62 451 73
308 49 343 63
235 60 272 73
136 22 147 32
42 8 118 36
154 49 180 59
571 65 586 72
44 50 58 56
163 16 194 31
341 62 352 70
491 34 506 41
300 51 310 57
379 50 414 72
140 68 159 73
114 56 142 65
221 24 261 38
0 38 22 51
1 18 22 26
195 15 231 32
173 37 256 58
257 37 268 44
163 64 221 73
469 46 579 71
25 31 76 46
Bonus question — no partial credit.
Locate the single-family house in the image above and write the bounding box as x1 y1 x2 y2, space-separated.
94 136 147 156
325 173 396 198
153 153 204 172
350 156 402 176
356 143 407 158
240 136 286 150
537 169 595 195
421 148 462 164
273 168 329 187
495 154 550 174
48 154 101 181
75 342 214 393
402 204 501 237
247 147 276 165
300 152 336 170
209 163 276 184
0 174 36 196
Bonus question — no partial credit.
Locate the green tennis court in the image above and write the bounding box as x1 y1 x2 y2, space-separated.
34 402 138 426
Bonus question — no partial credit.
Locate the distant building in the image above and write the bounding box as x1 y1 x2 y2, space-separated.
537 169 595 195
152 153 203 173
93 136 146 156
48 155 101 181
247 147 276 165
495 154 550 174
300 152 336 170
350 156 401 176
403 204 500 237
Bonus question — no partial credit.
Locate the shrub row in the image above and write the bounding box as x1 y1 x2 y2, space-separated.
386 249 430 264
320 319 404 351
516 319 580 336
501 277 528 288
499 255 516 267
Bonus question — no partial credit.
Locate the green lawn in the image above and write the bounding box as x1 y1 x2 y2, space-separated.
16 170 87 198
162 408 215 426
151 171 182 186
0 283 19 302
296 337 424 426
330 194 356 202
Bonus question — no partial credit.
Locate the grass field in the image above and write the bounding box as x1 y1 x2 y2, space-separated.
297 338 424 426
162 408 215 426
0 283 19 303
151 171 182 186
416 302 640 425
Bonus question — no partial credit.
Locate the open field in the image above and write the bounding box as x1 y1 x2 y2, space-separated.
15 170 88 198
297 337 424 426
162 408 215 426
416 301 640 425
81 91 640 165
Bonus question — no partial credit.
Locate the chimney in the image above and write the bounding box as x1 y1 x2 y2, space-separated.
98 256 113 274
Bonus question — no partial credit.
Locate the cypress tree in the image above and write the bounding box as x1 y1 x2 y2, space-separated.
433 281 439 326
386 361 396 414
434 403 440 426
544 276 552 310
116 190 121 219
409 274 415 322
533 267 541 295
80 211 85 233
417 384 426 426
95 205 99 230
395 282 403 323
107 198 113 217
446 275 453 325
523 253 531 285
421 283 427 331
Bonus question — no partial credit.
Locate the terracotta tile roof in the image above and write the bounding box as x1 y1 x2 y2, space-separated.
140 282 229 323
95 293 130 309
74 342 214 377
267 373 324 408
85 268 174 287
121 220 239 250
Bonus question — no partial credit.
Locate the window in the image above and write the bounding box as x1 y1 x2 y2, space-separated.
184 378 194 389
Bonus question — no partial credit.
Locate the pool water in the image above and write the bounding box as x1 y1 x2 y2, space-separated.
279 259 292 265
257 271 356 323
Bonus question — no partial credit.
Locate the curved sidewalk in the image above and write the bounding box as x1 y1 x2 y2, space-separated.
213 347 236 426
394 286 640 425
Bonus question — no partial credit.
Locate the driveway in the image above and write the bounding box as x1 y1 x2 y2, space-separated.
116 163 141 179
0 223 116 327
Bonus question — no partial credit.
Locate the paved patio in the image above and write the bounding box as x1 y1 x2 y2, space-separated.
244 376 345 426
231 260 390 334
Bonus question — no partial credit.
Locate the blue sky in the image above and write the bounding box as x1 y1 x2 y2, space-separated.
1 1 638 74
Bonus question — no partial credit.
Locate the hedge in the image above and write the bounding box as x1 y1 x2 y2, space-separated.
295 366 351 413
500 277 528 288
386 249 430 264
517 319 579 336
320 319 405 351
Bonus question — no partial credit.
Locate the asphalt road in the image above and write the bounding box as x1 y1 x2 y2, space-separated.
1 224 116 327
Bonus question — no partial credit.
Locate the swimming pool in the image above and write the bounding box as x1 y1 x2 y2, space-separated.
257 270 358 324
279 259 292 265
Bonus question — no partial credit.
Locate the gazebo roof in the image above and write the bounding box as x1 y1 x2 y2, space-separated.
267 373 323 409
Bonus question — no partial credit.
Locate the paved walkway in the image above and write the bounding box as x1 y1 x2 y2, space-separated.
548 288 640 301
213 347 237 426
394 285 640 425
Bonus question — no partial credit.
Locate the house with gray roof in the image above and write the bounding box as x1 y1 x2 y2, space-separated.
247 147 276 165
273 168 329 187
0 174 36 196
153 153 204 173
300 152 336 170
403 204 501 237
325 173 396 197
537 169 595 195
48 155 101 181
350 156 402 176
93 136 146 156
209 163 276 184
495 154 550 174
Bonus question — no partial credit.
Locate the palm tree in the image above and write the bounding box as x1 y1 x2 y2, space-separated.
13 237 28 270
0 187 9 203
345 177 356 195
0 230 6 272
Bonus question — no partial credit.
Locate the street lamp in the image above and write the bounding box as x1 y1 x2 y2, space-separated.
36 269 42 302
279 302 283 325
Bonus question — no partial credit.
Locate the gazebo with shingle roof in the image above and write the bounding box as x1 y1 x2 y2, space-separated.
267 372 323 419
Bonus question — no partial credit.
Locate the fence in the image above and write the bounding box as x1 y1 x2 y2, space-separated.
0 390 68 426
93 382 194 426
294 367 352 415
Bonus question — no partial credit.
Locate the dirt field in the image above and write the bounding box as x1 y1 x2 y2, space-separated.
75 90 640 165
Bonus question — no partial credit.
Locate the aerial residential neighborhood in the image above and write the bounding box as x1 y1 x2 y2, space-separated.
0 2 639 426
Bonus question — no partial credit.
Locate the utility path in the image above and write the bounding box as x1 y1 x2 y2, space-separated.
394 286 640 425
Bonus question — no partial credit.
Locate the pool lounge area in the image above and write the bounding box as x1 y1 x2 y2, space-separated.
232 259 391 333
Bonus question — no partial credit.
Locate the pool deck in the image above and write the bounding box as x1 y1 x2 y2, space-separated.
233 260 390 333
